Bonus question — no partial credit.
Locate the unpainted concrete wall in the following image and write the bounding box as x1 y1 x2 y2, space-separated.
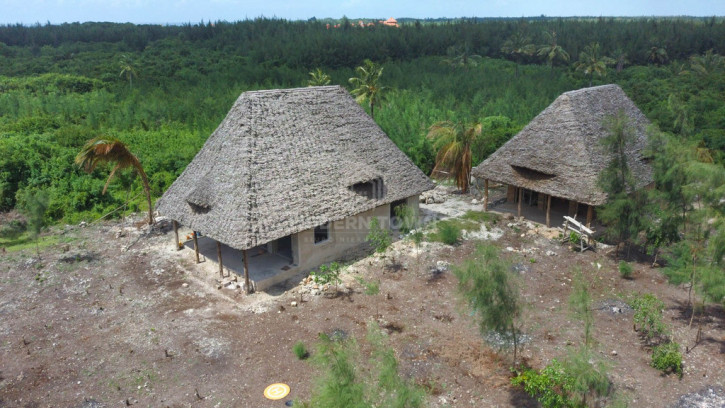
294 203 391 271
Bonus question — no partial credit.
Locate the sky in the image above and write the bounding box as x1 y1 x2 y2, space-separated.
1 0 724 25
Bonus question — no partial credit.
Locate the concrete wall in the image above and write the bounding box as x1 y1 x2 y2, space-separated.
294 203 391 271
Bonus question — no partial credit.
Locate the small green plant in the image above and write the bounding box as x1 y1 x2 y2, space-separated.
568 231 581 243
310 262 342 287
366 217 391 253
437 220 461 245
630 293 668 341
618 261 633 279
299 325 426 408
529 258 536 264
393 204 417 234
568 269 593 347
512 359 575 408
293 341 309 360
651 341 683 377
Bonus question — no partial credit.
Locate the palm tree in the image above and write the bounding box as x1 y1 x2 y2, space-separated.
441 43 483 71
75 137 154 225
501 32 535 77
689 49 723 79
426 121 482 193
574 42 615 87
537 30 570 71
307 68 331 86
349 59 388 120
647 46 668 65
119 54 137 90
613 49 629 73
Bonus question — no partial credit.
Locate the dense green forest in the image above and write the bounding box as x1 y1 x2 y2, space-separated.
0 17 724 223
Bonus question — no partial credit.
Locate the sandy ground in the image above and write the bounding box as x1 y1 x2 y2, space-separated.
1 194 724 407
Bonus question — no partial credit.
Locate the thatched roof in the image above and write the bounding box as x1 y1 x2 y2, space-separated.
157 85 434 250
472 84 653 206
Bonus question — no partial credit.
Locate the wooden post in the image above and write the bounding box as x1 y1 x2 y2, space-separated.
216 241 224 277
483 179 489 211
517 188 523 218
586 205 593 228
192 232 200 263
546 195 552 228
242 249 251 294
173 220 180 251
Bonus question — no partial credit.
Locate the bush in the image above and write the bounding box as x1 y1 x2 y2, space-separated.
630 293 668 341
310 262 342 286
366 217 391 253
393 204 417 234
512 359 576 408
293 341 309 360
618 261 633 279
651 342 683 377
437 220 461 245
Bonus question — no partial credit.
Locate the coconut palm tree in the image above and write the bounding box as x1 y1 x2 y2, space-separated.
613 49 629 73
441 43 483 71
689 49 723 79
537 30 569 71
307 68 331 86
647 46 668 65
501 31 535 77
349 59 388 119
426 121 482 193
574 42 615 87
119 54 137 90
75 137 154 225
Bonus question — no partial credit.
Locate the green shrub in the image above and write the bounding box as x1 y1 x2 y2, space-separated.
512 359 576 408
366 217 391 253
393 204 417 234
437 221 461 245
618 261 633 279
630 293 668 341
310 262 342 286
293 341 309 360
651 342 683 377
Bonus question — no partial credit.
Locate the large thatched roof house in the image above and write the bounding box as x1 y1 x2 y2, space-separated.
157 85 433 291
472 84 653 227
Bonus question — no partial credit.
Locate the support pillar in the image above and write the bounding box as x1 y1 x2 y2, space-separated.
173 220 180 251
483 179 489 211
546 195 552 228
192 232 200 264
517 188 523 218
216 241 224 277
242 249 252 294
586 205 593 228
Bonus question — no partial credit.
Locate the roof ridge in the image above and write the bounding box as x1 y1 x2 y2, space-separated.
242 85 343 96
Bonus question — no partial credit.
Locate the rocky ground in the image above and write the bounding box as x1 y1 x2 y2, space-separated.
1 192 724 407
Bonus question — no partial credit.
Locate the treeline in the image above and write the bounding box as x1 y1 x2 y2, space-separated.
1 17 724 69
0 18 723 225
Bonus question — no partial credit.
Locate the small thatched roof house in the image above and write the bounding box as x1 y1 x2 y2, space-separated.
157 85 433 291
472 84 653 227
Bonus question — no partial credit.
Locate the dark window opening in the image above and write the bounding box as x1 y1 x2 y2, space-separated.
188 202 211 214
350 177 384 200
314 222 330 244
511 165 556 181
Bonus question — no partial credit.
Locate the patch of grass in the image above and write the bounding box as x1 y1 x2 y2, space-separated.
293 341 309 360
0 231 76 253
428 220 462 245
461 210 498 224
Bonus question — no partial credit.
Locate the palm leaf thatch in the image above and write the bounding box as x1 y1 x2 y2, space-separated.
427 121 481 193
472 85 653 206
156 86 433 251
75 137 154 224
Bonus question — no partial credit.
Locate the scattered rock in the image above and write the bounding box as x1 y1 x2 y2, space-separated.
611 350 618 356
181 282 189 288
471 199 478 204
670 387 725 408
546 250 557 256
290 301 298 307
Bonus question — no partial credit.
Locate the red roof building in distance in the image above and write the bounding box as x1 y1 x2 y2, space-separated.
380 17 399 27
